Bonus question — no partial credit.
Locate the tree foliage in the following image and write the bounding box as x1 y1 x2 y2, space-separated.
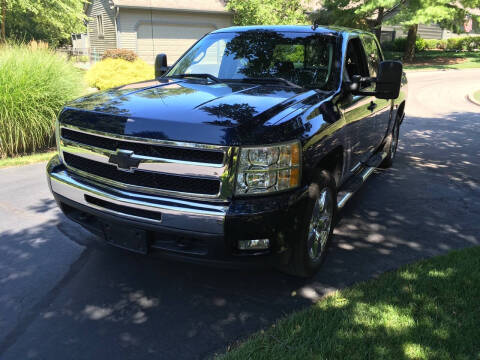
1 0 87 46
312 0 480 59
226 0 308 26
313 0 404 34
314 0 480 30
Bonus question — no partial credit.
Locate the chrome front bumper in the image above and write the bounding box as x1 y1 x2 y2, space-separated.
47 156 227 235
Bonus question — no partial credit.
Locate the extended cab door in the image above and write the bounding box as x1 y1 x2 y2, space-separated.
339 37 378 173
360 34 391 150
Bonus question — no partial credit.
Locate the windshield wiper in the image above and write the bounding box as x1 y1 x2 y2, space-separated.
169 73 220 83
236 77 302 89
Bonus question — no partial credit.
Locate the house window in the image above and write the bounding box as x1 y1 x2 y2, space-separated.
96 15 104 37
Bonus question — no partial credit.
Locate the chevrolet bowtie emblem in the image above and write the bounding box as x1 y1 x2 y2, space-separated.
108 150 141 172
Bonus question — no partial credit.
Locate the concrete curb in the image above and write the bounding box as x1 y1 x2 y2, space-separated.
467 91 480 106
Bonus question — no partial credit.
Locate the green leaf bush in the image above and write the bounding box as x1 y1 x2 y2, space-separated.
85 58 154 91
415 37 427 52
424 39 439 50
382 37 408 52
447 36 480 51
0 44 84 157
383 36 480 53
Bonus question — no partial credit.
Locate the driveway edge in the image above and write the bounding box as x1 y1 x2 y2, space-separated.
467 91 480 106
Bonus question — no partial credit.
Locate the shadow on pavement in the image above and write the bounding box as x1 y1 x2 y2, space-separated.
1 111 479 359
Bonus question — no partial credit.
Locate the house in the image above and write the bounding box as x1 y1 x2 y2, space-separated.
381 24 444 43
381 23 480 43
71 33 89 55
85 0 233 63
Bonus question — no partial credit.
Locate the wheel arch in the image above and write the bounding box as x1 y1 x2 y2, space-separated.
396 101 406 124
310 146 344 189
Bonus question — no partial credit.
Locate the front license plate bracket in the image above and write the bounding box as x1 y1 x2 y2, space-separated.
103 223 148 254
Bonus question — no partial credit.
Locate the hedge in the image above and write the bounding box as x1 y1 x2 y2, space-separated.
382 35 480 53
446 36 480 51
382 37 427 53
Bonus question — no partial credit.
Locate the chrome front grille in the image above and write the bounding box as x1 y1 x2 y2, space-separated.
59 125 237 201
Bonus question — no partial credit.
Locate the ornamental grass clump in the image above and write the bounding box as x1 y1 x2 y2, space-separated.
0 44 84 157
85 58 154 90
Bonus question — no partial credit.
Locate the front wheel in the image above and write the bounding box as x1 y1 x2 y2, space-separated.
380 119 400 168
282 170 336 277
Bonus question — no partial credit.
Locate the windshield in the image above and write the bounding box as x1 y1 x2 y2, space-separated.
167 30 341 90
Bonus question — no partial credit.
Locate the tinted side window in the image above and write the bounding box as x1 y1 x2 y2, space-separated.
361 35 382 77
344 38 369 79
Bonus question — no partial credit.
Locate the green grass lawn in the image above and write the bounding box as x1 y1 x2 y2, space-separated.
474 90 480 103
219 247 480 360
384 50 480 71
0 150 56 169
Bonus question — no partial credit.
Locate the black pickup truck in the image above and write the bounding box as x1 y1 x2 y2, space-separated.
47 25 407 277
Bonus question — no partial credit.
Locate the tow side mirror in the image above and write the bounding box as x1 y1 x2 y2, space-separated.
155 54 169 78
375 61 403 99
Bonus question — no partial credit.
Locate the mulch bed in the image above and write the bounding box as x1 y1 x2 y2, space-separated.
404 57 467 66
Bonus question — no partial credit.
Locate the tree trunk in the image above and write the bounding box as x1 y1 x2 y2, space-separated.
1 0 5 42
1 0 7 42
404 24 418 62
374 7 384 42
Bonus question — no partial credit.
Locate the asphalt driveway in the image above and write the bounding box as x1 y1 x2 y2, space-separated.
1 69 479 360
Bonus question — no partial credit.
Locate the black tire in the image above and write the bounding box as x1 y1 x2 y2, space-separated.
282 170 337 278
380 118 400 168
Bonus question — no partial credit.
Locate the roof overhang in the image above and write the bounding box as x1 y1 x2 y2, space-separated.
111 0 232 15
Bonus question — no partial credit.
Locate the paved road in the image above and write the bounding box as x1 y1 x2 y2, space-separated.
1 69 479 360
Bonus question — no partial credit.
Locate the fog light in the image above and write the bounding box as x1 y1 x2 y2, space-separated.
238 239 270 250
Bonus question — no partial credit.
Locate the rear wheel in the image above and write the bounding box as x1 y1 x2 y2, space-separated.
380 118 400 168
282 170 336 277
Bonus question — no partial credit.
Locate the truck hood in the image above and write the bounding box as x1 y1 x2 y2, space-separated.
61 79 328 145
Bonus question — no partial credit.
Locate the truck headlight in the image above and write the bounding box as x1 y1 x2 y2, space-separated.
235 141 301 195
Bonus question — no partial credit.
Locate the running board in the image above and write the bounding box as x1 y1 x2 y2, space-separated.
337 151 387 210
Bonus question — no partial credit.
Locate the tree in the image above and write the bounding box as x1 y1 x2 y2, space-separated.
1 0 5 43
312 0 407 40
392 0 480 60
226 0 308 25
0 0 87 46
312 0 480 60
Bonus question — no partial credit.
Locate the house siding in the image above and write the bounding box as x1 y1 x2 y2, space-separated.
117 9 232 63
86 0 117 57
382 24 443 41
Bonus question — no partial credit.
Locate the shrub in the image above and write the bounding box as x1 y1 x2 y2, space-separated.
101 49 137 62
437 39 447 50
390 37 408 52
76 55 90 63
424 39 439 50
447 36 480 51
415 37 427 52
0 44 84 157
463 36 480 50
447 37 464 51
85 58 154 90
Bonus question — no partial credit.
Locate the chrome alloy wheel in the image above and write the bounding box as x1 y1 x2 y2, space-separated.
307 188 333 261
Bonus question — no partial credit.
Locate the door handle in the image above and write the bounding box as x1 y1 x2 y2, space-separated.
367 101 377 112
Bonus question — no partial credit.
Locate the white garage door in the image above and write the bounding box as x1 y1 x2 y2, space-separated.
137 23 216 64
